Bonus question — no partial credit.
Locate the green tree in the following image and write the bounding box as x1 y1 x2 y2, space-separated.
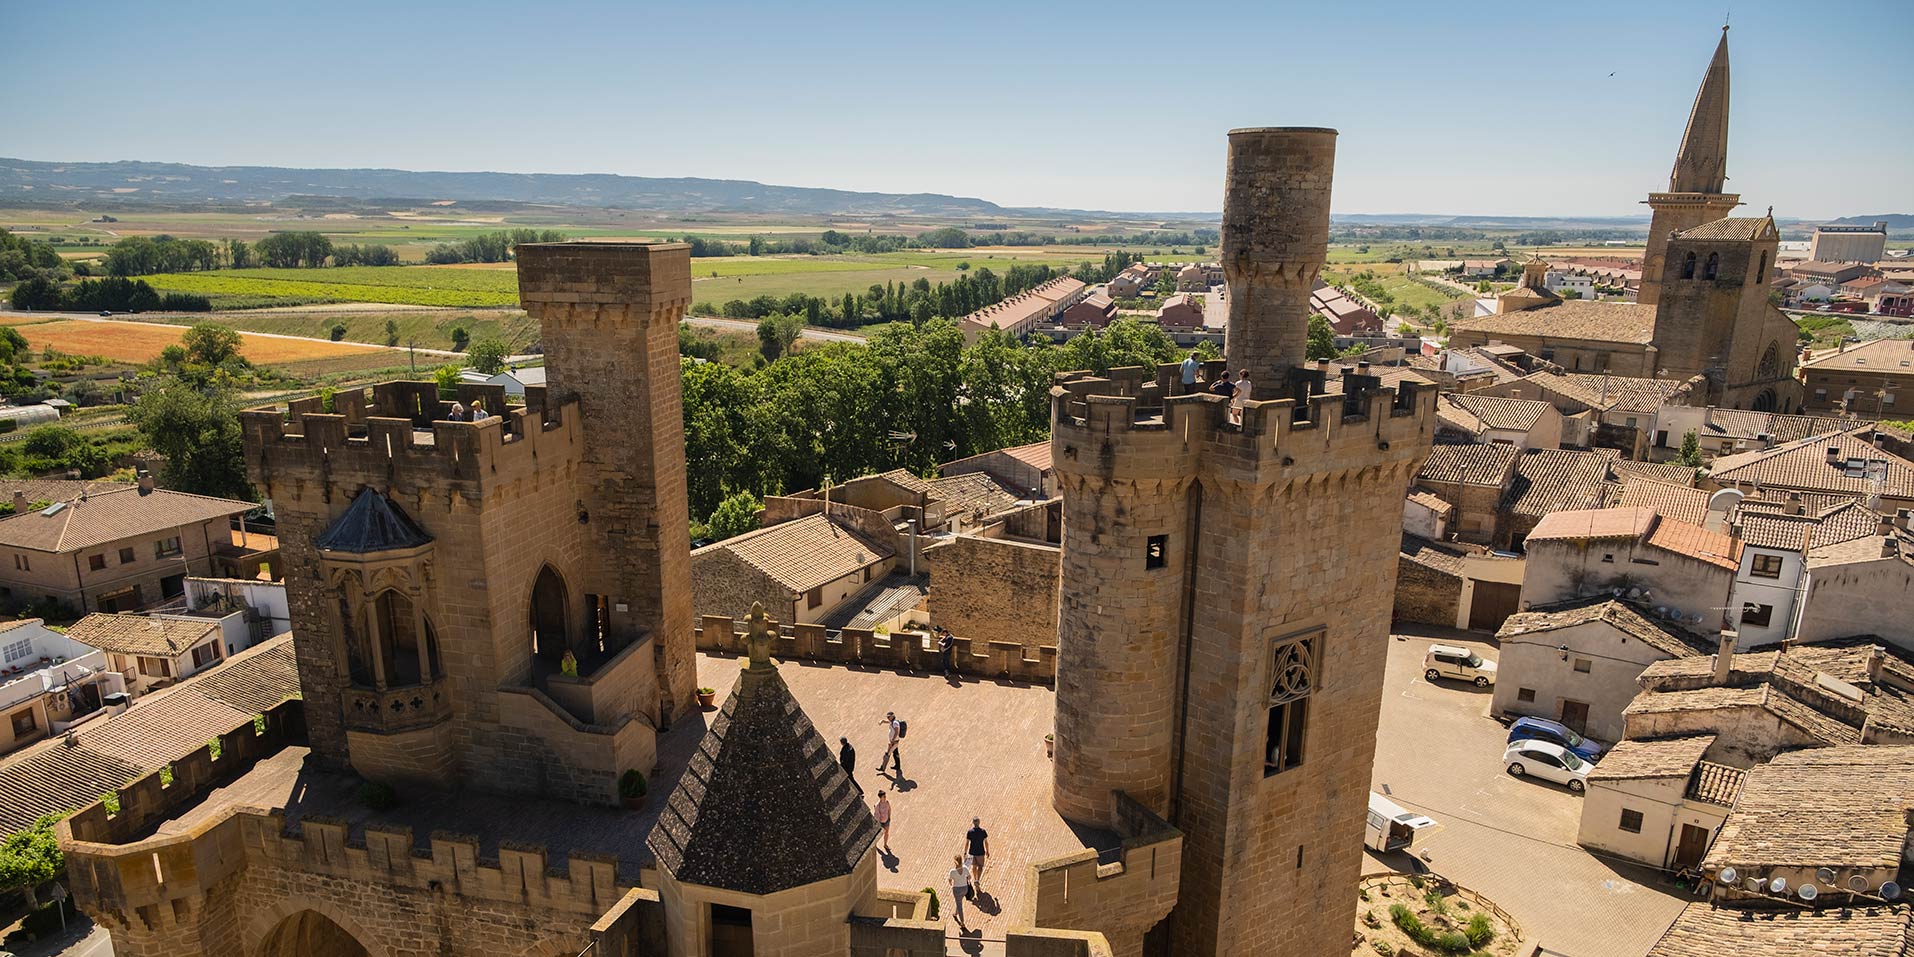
329 323 348 341
705 491 762 541
432 363 462 398
384 319 401 347
467 337 509 374
1676 430 1703 468
20 425 110 477
1306 314 1340 360
181 322 243 367
8 276 62 311
756 313 804 362
0 813 64 894
126 381 252 500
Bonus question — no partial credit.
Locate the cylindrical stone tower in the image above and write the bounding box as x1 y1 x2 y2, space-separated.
1049 429 1195 825
1222 127 1337 386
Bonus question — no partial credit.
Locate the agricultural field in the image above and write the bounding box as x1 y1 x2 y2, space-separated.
3 316 395 366
119 307 540 354
1323 262 1472 317
139 266 521 308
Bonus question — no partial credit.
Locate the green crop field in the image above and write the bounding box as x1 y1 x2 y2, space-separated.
140 266 521 307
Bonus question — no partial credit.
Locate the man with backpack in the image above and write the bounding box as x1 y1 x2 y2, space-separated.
877 710 905 778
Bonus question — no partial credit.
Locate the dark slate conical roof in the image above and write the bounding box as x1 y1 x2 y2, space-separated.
313 487 433 554
648 654 879 895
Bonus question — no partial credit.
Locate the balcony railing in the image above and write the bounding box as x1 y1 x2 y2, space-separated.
341 675 450 733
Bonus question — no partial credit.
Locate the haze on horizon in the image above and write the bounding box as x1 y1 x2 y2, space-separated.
4 0 1908 221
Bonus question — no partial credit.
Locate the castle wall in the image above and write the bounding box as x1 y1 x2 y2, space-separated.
656 850 879 957
926 534 1061 656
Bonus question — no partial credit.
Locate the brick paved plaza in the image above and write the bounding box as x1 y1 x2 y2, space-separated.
1368 627 1693 957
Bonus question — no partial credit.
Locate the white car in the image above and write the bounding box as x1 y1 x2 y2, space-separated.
1503 740 1590 793
1424 644 1497 687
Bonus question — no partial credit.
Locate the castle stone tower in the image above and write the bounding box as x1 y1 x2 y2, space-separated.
1222 128 1337 386
1052 128 1435 956
518 242 699 721
1640 28 1741 306
244 242 700 805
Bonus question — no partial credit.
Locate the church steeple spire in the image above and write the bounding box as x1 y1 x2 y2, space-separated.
1670 26 1731 194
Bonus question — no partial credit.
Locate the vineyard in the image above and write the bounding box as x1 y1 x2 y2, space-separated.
139 266 521 308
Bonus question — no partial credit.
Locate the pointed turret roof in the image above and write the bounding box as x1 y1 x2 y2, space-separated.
313 487 432 554
1669 28 1731 194
648 605 879 895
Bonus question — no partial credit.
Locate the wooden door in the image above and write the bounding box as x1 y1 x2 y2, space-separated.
1673 823 1711 871
1468 581 1521 632
1558 700 1591 735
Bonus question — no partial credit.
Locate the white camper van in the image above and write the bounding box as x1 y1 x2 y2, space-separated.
1366 793 1437 854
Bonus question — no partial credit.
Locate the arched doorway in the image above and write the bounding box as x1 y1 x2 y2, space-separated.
529 565 571 663
1752 389 1778 412
257 909 372 957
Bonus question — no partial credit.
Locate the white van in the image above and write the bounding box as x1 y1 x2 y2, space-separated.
1424 643 1496 687
1366 793 1437 853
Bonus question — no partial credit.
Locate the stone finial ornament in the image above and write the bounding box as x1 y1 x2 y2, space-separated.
745 601 774 670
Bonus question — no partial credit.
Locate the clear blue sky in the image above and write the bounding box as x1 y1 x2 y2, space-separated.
4 0 1908 219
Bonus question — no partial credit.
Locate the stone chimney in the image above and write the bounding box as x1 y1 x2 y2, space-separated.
1786 492 1804 516
136 469 155 494
1222 127 1337 387
10 491 25 513
1713 630 1738 685
1868 645 1887 685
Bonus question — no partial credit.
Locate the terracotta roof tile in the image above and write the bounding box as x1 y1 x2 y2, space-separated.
1441 393 1552 432
1613 460 1701 488
1400 534 1469 576
1711 427 1914 500
926 472 1024 521
1645 516 1741 570
1613 478 1713 526
1418 442 1520 488
0 485 252 554
1587 734 1715 781
1501 597 1715 659
1528 506 1659 542
1800 337 1914 373
1502 448 1620 517
1674 216 1777 241
1705 745 1914 873
703 513 893 593
1736 500 1882 551
1449 301 1658 345
1648 903 1910 957
66 613 220 658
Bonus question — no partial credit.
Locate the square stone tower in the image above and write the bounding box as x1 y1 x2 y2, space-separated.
1051 128 1435 956
243 242 699 805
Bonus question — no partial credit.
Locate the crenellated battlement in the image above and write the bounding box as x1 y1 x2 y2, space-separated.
1050 364 1436 485
242 379 583 503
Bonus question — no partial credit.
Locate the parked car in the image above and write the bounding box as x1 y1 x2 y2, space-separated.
1423 644 1496 687
1365 792 1438 853
1503 740 1590 793
1507 716 1607 762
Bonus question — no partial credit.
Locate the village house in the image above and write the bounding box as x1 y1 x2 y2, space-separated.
0 617 126 757
1436 393 1564 449
1785 259 1875 288
1394 534 1472 628
956 276 1088 343
1415 443 1520 544
1799 337 1914 416
1105 262 1156 299
1493 596 1717 741
0 475 273 615
1476 369 1704 458
1705 426 1914 516
1795 513 1914 651
1649 406 1854 461
690 510 898 625
1156 292 1205 330
1624 639 1914 767
1726 495 1879 646
1057 291 1117 329
940 438 1056 500
1309 283 1383 335
1518 507 1738 631
1577 734 1742 873
65 612 241 697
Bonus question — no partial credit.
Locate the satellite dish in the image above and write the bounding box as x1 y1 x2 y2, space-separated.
1849 875 1870 893
1770 877 1789 894
1817 868 1837 885
1883 881 1902 900
1717 867 1738 885
1745 877 1764 892
1798 884 1817 901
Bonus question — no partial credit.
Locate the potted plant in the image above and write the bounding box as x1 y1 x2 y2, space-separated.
696 686 717 709
619 769 648 810
1044 733 1055 758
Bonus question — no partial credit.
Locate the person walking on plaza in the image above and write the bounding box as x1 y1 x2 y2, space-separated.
948 854 971 926
839 736 859 792
964 817 990 892
1180 350 1200 395
877 710 903 778
1229 369 1252 424
873 790 893 854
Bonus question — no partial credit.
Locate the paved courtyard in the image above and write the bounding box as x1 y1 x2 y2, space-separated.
1369 627 1693 957
697 653 1091 953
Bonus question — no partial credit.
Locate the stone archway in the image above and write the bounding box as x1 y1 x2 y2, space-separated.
1752 389 1778 412
529 564 571 662
250 900 384 957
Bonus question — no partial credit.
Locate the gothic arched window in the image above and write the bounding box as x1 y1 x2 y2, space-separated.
1680 251 1697 280
1756 251 1769 285
1704 252 1719 281
1758 342 1780 379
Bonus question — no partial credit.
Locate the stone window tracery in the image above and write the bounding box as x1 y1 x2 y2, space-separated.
1265 630 1319 777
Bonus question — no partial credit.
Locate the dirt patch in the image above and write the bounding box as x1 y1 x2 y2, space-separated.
16 319 389 365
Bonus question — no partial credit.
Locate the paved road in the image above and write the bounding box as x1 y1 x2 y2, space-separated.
1369 627 1690 957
